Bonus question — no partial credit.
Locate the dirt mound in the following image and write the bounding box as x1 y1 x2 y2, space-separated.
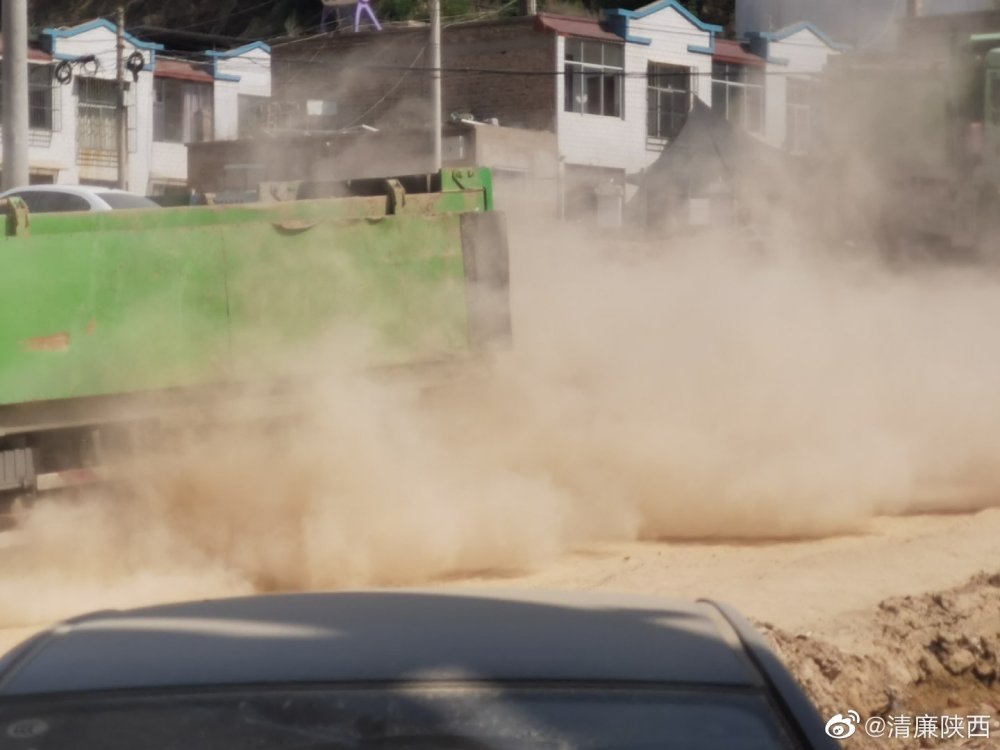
761 572 1000 748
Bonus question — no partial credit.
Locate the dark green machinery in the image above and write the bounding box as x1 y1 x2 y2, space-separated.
0 168 509 505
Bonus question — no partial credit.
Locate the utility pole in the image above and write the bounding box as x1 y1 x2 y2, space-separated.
116 6 128 190
430 0 442 173
1 0 30 189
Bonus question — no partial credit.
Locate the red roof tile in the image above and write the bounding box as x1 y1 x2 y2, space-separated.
0 39 52 62
713 39 765 67
535 13 623 43
155 58 214 83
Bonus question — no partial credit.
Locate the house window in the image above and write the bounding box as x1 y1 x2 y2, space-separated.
647 63 690 140
75 78 136 162
711 62 764 135
76 78 119 158
785 77 813 153
0 64 56 131
564 38 624 118
29 65 54 130
154 78 214 143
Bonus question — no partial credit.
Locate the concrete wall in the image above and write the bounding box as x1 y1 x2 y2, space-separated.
272 18 557 132
149 141 188 184
464 122 559 217
186 123 557 198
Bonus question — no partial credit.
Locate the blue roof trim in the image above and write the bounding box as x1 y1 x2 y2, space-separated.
210 58 242 82
204 41 272 58
42 18 165 51
603 2 720 52
204 42 271 80
604 1 722 32
688 40 714 55
759 21 848 51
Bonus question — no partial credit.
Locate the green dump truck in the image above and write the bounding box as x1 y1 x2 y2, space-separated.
0 168 509 508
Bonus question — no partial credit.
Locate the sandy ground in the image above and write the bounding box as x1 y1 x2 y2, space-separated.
426 508 1000 644
4 508 998 729
4 509 997 652
3 227 1000 749
433 509 1000 748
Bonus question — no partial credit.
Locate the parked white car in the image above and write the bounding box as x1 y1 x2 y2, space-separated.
0 185 160 213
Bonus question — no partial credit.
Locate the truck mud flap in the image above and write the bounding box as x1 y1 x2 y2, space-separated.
460 211 512 349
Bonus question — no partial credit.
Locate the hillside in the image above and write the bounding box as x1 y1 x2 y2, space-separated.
27 0 735 42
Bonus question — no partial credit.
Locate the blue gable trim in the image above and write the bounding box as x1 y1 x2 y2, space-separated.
760 21 849 52
687 39 714 56
604 1 721 32
603 2 721 52
42 18 165 51
205 41 270 78
205 42 271 83
212 63 242 82
204 41 272 58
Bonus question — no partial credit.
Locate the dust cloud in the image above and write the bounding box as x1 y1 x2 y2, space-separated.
3 207 1000 628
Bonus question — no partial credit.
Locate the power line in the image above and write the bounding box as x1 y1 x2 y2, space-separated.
45 43 828 84
269 1 520 47
264 59 824 78
342 42 427 126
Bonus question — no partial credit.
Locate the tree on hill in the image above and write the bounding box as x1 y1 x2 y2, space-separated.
26 0 733 39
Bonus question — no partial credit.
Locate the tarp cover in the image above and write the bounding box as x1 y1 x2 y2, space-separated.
637 98 783 198
629 99 794 229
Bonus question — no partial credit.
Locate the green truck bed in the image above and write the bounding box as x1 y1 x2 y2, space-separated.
0 169 509 498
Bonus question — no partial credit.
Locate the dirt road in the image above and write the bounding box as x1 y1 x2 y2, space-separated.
430 507 1000 747
4 508 996 650
426 508 1000 644
3 230 1000 747
3 507 998 744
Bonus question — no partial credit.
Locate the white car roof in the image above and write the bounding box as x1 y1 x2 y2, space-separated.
0 185 133 198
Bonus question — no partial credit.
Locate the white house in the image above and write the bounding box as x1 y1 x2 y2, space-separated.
746 22 843 153
542 1 840 217
552 1 720 178
0 19 271 195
